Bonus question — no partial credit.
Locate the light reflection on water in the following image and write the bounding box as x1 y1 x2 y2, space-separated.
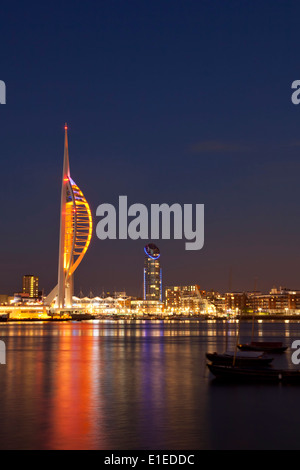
0 320 300 449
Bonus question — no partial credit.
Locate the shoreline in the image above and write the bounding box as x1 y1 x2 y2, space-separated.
1 313 300 322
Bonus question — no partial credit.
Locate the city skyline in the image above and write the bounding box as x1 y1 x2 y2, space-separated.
2 119 300 299
2 2 300 297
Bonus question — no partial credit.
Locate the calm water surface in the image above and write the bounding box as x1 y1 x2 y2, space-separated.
0 319 300 450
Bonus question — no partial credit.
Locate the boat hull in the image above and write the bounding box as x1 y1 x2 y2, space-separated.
237 342 287 354
206 352 273 367
207 363 300 383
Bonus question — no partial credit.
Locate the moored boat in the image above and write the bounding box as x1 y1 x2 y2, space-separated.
207 363 300 383
206 351 273 367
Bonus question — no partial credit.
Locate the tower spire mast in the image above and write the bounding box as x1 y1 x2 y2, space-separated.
63 123 70 178
57 123 70 308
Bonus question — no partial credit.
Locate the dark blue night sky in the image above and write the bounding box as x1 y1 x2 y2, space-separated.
1 0 300 297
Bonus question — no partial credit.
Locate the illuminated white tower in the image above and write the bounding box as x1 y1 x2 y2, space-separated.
46 124 93 309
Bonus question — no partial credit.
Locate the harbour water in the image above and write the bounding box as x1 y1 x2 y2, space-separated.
0 319 300 450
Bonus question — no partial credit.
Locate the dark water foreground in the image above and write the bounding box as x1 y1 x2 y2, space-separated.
0 319 299 450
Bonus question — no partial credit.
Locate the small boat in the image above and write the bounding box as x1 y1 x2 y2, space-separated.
207 363 300 383
237 341 287 353
206 351 273 367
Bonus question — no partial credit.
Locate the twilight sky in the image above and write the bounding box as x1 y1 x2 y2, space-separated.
1 0 300 297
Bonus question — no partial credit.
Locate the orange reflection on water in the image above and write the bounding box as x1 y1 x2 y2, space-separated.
44 331 108 449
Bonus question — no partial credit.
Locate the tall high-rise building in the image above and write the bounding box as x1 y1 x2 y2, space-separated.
22 275 39 298
144 243 162 302
45 124 93 309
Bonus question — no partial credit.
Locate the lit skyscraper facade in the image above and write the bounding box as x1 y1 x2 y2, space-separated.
144 244 162 302
46 125 93 309
22 275 39 298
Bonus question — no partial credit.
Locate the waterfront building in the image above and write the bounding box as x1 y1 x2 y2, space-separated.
225 287 300 314
225 292 247 313
165 285 181 310
0 295 14 306
130 299 164 315
288 291 300 311
72 292 132 314
22 275 39 298
45 125 93 309
257 287 289 313
144 243 162 302
205 290 225 314
165 285 214 314
245 291 262 312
